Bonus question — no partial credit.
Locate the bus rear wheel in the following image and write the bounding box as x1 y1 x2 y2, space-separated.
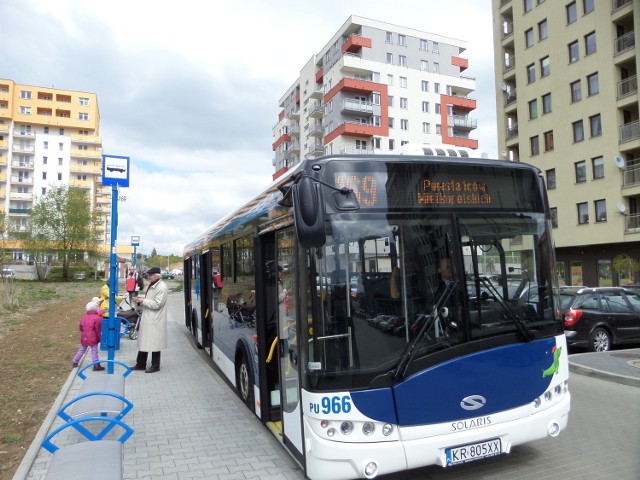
236 351 254 410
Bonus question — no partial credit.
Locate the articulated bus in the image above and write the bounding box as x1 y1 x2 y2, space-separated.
183 155 570 480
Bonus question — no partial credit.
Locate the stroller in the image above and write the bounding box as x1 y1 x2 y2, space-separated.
226 293 256 328
117 300 142 340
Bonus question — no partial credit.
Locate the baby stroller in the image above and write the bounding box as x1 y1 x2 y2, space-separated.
227 293 256 328
117 301 142 340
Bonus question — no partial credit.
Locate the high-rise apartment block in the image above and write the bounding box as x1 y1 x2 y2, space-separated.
0 79 108 259
492 0 639 286
272 15 478 179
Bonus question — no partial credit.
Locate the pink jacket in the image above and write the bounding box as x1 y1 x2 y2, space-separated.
79 311 103 347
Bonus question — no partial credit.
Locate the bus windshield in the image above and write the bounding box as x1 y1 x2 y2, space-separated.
303 211 561 391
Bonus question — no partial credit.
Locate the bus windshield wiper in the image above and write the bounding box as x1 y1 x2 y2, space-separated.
393 281 456 380
477 276 535 342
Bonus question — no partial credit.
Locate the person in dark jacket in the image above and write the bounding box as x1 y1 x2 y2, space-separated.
72 300 104 370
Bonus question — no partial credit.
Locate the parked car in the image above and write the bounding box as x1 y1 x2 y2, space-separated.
161 270 175 279
1 268 16 279
72 272 86 280
563 287 640 352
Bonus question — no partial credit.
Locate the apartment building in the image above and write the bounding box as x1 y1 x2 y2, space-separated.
492 0 639 286
0 79 109 259
272 15 478 179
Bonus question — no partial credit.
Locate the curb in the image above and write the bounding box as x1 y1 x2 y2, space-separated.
569 362 640 388
11 363 79 480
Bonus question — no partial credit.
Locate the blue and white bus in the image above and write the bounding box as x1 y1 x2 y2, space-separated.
183 154 570 480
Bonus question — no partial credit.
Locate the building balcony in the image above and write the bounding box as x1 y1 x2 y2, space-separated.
617 75 637 99
504 88 517 107
290 141 300 153
70 163 101 174
613 0 632 12
309 103 324 118
11 160 34 169
341 99 373 115
623 162 640 187
272 133 291 151
448 115 477 130
8 208 31 216
71 149 101 158
0 123 9 134
620 121 640 143
286 109 300 120
307 143 324 156
310 88 323 99
12 145 35 154
506 123 519 140
624 213 640 233
70 134 102 144
13 129 35 138
341 34 372 54
339 146 374 155
289 124 300 136
70 179 92 188
9 191 33 201
0 139 7 150
10 176 33 184
0 190 5 198
0 157 7 166
614 31 635 56
309 123 324 137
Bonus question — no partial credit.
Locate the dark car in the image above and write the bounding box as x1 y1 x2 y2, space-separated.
563 287 640 352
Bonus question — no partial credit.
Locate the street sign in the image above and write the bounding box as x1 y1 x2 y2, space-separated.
131 236 140 246
102 154 130 187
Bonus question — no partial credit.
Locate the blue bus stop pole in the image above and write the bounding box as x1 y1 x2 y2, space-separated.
106 183 120 373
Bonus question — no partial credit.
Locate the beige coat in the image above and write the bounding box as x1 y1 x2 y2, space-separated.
137 279 168 352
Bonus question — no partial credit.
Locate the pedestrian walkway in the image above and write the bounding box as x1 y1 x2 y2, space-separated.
13 291 640 480
14 292 304 480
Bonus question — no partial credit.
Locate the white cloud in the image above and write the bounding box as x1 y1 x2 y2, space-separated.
1 0 498 257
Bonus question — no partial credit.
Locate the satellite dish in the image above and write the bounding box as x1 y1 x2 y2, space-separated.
618 202 627 213
498 82 508 92
615 156 625 169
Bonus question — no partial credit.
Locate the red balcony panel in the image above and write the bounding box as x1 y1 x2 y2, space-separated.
315 68 324 83
296 93 300 105
440 110 478 149
441 94 476 111
325 78 381 102
341 35 372 53
272 133 291 151
273 166 289 181
451 56 469 72
278 110 285 121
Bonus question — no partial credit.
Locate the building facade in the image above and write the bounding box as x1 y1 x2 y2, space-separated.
0 79 109 260
272 15 478 179
492 0 639 286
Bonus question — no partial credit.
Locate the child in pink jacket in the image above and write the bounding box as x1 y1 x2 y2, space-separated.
72 301 105 370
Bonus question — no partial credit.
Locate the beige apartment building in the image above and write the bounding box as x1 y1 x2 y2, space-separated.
0 79 109 260
272 15 479 180
492 0 639 286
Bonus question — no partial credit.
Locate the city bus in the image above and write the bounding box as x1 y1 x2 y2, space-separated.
183 154 570 480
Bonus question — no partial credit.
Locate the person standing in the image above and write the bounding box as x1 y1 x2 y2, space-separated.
130 267 168 373
72 300 105 370
125 267 141 305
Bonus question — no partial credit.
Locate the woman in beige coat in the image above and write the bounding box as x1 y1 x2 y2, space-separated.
130 267 168 373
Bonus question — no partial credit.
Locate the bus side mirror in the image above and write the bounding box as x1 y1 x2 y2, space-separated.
292 176 326 248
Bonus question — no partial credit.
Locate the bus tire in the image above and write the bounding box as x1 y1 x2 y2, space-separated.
236 349 254 410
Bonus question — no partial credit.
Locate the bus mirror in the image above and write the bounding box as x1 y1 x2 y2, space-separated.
292 176 326 248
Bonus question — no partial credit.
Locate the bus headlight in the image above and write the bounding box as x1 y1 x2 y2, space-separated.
363 461 378 478
382 423 393 436
340 421 354 435
362 422 375 436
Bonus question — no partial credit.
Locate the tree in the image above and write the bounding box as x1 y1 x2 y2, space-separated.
613 254 640 285
25 186 99 281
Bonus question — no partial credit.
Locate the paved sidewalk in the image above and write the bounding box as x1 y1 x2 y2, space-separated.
13 290 640 480
15 292 303 480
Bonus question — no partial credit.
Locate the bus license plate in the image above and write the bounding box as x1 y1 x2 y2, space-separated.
445 438 501 466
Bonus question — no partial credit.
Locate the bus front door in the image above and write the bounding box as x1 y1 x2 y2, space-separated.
276 228 303 458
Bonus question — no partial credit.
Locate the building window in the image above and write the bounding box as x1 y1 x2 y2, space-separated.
420 39 428 51
585 31 597 55
435 103 441 114
433 62 439 73
595 199 607 222
422 122 430 134
436 124 441 134
42 172 47 180
43 156 48 164
420 60 428 71
398 34 406 46
399 77 407 88
385 32 392 44
388 139 395 150
388 96 394 107
20 90 32 99
43 141 49 149
592 156 604 179
583 0 594 15
525 28 534 48
544 131 554 151
79 97 89 106
542 93 552 114
400 97 408 109
577 202 589 224
57 173 62 181
572 120 584 142
387 74 394 86
59 128 64 135
568 41 579 63
538 19 548 40
524 0 533 12
540 56 550 77
373 137 381 149
398 55 407 66
372 93 380 105
526 64 536 84
422 101 429 113
528 99 538 119
432 42 439 54
587 72 599 96
546 169 556 189
551 207 558 228
42 187 46 195
386 53 393 64
78 112 88 120
19 106 31 115
566 2 577 23
575 160 587 183
58 157 63 165
570 80 582 102
530 135 540 156
388 117 394 129
434 83 440 94
421 80 429 92
589 114 602 137
400 119 409 131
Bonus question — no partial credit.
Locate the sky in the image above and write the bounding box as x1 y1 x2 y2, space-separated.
1 0 497 258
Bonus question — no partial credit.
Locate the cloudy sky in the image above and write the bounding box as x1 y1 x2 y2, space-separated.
1 0 497 258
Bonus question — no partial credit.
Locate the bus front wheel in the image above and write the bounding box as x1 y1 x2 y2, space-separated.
236 351 254 410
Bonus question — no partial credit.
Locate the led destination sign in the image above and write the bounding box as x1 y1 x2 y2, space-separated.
327 160 542 213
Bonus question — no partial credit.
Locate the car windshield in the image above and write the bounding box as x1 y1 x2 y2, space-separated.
302 212 561 390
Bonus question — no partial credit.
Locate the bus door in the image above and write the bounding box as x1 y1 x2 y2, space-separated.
276 228 303 457
199 250 213 355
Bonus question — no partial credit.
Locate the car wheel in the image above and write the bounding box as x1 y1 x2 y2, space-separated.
590 327 611 352
236 351 254 410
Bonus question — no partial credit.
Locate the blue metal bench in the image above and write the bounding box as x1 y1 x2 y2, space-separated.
42 416 133 480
